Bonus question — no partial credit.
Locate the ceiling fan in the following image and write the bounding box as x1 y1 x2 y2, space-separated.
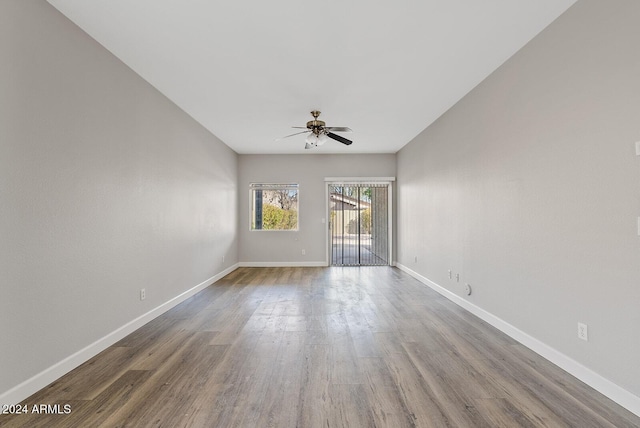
278 111 353 149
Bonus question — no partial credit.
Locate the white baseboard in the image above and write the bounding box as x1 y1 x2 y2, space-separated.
238 261 328 267
394 263 640 417
0 263 239 407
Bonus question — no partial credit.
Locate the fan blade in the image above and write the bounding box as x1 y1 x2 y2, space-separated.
325 127 352 133
275 130 310 141
305 142 315 149
292 126 308 129
327 132 352 145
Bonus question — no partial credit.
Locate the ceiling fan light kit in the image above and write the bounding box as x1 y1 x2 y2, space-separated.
305 132 329 147
279 111 353 149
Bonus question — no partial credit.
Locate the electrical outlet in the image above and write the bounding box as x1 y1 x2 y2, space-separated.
455 273 460 282
301 249 306 255
140 288 146 301
578 322 588 341
448 270 452 279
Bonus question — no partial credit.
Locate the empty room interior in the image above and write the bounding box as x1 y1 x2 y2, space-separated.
2 0 640 426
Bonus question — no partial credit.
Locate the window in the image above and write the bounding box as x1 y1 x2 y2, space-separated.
250 183 299 230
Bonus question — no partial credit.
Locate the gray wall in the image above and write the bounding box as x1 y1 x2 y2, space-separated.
239 154 396 265
397 0 640 398
0 1 238 398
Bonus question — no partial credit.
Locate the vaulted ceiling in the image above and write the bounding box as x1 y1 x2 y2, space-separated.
47 0 577 154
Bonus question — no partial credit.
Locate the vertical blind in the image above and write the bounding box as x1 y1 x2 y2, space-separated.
329 183 389 266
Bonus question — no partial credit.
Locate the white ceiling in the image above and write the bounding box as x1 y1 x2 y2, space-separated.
47 0 576 154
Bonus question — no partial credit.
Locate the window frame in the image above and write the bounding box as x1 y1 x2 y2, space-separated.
249 183 299 231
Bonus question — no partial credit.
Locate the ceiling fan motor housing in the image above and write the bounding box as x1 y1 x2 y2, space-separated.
306 119 326 135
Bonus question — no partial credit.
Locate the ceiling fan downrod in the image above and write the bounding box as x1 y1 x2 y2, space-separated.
307 110 326 135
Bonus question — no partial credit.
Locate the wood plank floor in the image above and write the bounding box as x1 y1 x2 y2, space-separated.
2 267 638 427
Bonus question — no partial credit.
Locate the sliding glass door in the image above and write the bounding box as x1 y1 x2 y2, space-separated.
329 183 389 266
